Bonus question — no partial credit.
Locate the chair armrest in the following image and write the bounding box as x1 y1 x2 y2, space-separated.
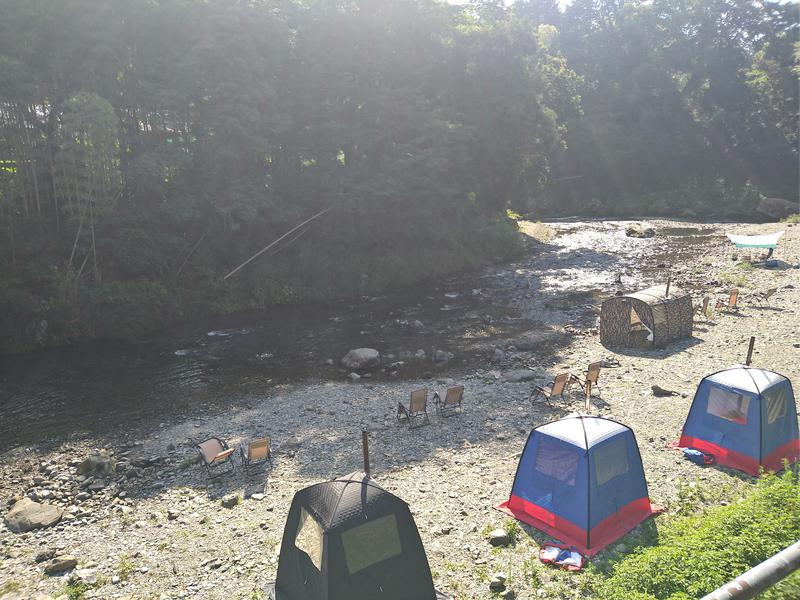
212 448 236 463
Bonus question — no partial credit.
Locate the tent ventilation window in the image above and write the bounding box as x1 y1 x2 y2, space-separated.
765 388 787 424
593 437 629 485
341 513 402 575
707 387 750 424
535 436 579 486
295 507 324 571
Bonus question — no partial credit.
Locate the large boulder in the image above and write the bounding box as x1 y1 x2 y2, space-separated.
44 555 78 574
625 224 656 238
341 348 380 370
77 453 116 477
4 498 63 532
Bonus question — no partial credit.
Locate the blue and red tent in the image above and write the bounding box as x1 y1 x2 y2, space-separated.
679 366 799 476
496 415 657 556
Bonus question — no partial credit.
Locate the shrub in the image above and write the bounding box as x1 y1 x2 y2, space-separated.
592 470 800 600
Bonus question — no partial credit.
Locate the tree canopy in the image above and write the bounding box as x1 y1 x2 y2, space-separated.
0 0 796 351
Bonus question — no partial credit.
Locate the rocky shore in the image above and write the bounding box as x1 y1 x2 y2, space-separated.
1 220 798 600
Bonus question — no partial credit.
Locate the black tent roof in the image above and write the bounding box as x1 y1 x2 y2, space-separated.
268 472 449 600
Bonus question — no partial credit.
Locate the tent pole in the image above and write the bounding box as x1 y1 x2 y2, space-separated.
746 336 756 366
665 276 671 298
362 429 370 477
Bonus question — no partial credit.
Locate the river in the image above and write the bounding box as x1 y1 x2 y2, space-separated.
0 220 721 449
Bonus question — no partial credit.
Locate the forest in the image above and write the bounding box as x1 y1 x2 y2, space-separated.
0 0 797 352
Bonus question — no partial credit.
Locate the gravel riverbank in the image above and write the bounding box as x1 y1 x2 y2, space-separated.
1 220 798 600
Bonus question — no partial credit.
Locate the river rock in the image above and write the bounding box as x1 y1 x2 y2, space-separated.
4 498 63 532
44 555 78 574
433 350 453 364
78 453 116 477
488 528 511 547
489 572 507 592
503 369 537 382
221 494 240 508
341 348 380 370
69 567 99 585
625 225 656 238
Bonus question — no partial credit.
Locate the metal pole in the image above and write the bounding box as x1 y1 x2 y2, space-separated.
746 336 756 366
700 540 800 600
362 429 370 477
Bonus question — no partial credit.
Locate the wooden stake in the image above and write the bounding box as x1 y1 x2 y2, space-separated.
746 336 756 366
362 429 370 477
585 381 592 414
665 275 671 298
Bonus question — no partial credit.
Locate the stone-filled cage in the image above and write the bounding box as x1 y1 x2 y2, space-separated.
599 284 692 348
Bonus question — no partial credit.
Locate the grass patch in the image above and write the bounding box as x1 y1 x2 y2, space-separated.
590 470 800 600
0 581 22 596
719 270 749 287
780 213 800 224
116 554 135 581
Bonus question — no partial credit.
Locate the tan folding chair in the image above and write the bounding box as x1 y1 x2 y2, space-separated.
397 388 430 428
694 296 710 320
752 287 777 306
196 437 236 477
433 385 464 417
716 288 739 312
571 362 602 398
240 437 271 472
530 372 572 406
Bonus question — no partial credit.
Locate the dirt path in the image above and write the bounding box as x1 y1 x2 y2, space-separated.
1 220 798 600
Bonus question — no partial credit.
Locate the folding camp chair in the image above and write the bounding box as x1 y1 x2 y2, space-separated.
196 437 236 477
570 362 601 398
752 287 777 306
397 388 430 428
530 372 572 407
240 437 272 473
694 296 710 320
433 385 464 417
715 288 739 312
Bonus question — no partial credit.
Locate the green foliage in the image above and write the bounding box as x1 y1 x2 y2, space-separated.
719 271 750 288
0 580 22 596
0 0 796 351
781 214 800 224
591 470 800 600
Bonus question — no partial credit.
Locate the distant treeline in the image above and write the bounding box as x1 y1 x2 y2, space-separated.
0 0 797 351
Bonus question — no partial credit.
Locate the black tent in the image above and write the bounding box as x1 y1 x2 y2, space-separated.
267 472 448 600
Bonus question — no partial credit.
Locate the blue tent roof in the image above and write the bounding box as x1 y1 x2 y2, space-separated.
497 415 656 555
680 366 799 475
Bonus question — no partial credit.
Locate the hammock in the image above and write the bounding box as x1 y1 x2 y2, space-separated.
726 231 784 249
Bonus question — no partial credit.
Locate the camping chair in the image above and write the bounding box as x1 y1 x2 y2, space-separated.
752 287 777 306
694 297 710 320
397 388 430 428
530 372 572 407
240 437 272 473
433 385 464 417
570 362 602 398
196 437 236 477
715 288 739 312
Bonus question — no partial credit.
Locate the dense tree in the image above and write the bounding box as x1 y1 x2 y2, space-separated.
0 0 796 352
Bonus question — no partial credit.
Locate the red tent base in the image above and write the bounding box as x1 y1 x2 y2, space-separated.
675 437 800 476
495 496 659 557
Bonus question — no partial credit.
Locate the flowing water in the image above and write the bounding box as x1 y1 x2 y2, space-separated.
0 220 721 449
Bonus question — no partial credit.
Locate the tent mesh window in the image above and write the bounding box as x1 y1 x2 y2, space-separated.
535 436 580 486
593 437 629 485
295 507 323 571
341 513 403 574
707 387 750 424
765 387 788 424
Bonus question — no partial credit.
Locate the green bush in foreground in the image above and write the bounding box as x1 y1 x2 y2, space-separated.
593 470 800 600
